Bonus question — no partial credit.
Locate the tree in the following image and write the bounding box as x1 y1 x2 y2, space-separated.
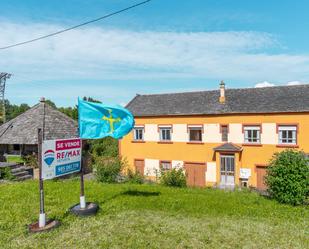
265 150 309 205
44 99 57 109
3 100 30 123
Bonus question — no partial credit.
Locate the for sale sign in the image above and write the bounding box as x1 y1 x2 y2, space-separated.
42 138 81 180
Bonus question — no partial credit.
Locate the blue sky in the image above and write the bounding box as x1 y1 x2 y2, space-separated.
1 0 309 107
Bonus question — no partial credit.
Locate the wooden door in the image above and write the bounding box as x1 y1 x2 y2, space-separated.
256 166 267 190
134 159 145 176
185 163 206 187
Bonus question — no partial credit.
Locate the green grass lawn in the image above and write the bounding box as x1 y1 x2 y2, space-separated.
6 155 24 163
0 180 308 249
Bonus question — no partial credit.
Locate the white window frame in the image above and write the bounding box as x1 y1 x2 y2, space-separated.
278 126 297 145
159 127 172 142
188 126 203 142
133 127 144 141
244 126 261 143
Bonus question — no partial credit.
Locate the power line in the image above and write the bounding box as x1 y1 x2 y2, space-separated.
0 0 151 50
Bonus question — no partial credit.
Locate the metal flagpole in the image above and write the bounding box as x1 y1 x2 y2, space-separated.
79 139 86 209
38 128 46 227
69 100 98 216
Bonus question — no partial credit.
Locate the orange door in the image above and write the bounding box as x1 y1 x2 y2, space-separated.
185 163 206 187
134 159 145 176
256 166 267 190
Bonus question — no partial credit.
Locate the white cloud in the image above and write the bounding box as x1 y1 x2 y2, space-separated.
1 21 309 105
255 80 308 88
1 21 308 83
255 81 276 88
286 81 304 86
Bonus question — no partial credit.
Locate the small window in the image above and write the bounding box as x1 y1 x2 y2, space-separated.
159 127 172 141
133 127 144 141
244 126 261 143
221 125 228 142
189 127 203 142
278 126 297 145
160 161 172 172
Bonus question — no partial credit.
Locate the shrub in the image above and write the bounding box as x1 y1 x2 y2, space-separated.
89 137 118 158
125 168 144 184
265 149 309 205
94 156 125 183
160 168 186 187
22 154 38 168
0 167 15 180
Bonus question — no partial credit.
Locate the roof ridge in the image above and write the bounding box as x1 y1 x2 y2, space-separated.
134 83 309 97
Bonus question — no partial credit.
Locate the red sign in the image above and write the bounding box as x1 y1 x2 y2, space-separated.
56 139 81 151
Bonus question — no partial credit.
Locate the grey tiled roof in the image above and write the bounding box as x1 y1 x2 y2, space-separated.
213 143 243 152
0 102 78 145
127 84 309 116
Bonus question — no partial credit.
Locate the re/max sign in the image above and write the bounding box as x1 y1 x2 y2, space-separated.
56 149 80 159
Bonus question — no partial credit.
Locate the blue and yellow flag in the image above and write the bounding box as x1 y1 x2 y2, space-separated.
78 98 134 139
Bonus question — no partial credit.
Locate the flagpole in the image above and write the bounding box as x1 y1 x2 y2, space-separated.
79 139 86 209
69 98 98 216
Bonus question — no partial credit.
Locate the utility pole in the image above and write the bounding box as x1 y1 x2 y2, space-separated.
0 73 11 123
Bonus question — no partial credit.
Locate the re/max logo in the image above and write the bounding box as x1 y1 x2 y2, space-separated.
56 149 80 159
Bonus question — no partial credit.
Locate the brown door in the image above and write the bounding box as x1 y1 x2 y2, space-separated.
185 163 206 187
256 166 267 190
134 159 145 176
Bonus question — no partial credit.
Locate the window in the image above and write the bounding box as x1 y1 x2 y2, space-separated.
221 125 228 142
244 126 261 143
278 126 297 145
133 127 144 141
189 127 203 142
160 161 172 172
159 127 172 141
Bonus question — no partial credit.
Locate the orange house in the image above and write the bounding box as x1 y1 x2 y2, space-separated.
119 83 309 190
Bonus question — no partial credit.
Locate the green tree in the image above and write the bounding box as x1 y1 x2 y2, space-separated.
44 99 57 109
265 150 309 205
3 99 30 123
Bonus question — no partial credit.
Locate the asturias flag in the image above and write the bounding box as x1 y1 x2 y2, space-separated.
78 98 134 139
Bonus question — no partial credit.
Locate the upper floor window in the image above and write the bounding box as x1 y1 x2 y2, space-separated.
244 125 261 143
160 161 172 172
133 127 144 141
278 125 297 145
188 126 203 142
159 126 172 141
221 125 229 142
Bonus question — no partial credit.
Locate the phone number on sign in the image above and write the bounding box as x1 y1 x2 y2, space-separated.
55 162 81 176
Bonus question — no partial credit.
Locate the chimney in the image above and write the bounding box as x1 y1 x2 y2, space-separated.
219 81 225 103
40 97 45 102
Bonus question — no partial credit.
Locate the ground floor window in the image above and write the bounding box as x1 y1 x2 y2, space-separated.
160 161 172 172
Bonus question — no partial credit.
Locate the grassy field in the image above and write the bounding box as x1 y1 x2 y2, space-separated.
0 180 308 249
6 155 24 163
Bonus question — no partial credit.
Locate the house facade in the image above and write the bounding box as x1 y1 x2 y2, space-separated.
120 83 309 190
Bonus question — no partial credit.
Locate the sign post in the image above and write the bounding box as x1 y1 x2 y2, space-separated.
38 128 45 228
28 129 60 233
29 136 83 232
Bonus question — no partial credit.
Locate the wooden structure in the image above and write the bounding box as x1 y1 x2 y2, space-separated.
0 98 78 157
